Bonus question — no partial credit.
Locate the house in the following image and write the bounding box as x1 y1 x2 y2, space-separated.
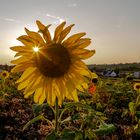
133 72 140 79
110 71 117 77
102 70 117 77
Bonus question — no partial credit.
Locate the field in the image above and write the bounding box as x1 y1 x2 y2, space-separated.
0 70 140 140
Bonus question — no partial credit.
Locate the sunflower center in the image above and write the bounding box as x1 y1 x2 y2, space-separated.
36 44 71 78
136 85 140 89
2 73 7 77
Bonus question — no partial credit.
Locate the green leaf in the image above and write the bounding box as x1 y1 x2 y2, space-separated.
95 123 116 135
95 111 105 116
32 103 49 116
136 111 140 118
23 115 44 131
71 113 81 121
75 131 83 140
136 95 140 106
64 102 92 110
85 129 97 140
32 104 43 115
61 116 71 124
129 102 135 115
46 131 59 140
61 129 76 140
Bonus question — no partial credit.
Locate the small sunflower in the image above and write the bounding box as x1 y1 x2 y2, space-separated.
10 20 95 106
91 72 98 83
1 70 9 79
133 83 140 91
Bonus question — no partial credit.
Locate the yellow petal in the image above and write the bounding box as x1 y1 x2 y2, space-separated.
77 39 91 49
53 21 66 42
74 60 87 69
34 87 43 103
24 89 35 98
18 79 29 90
75 67 90 77
10 46 29 52
42 24 52 42
66 38 91 49
36 20 52 42
14 52 32 57
14 52 22 57
68 89 79 102
67 72 83 87
77 85 84 92
91 72 98 79
17 38 34 47
51 81 57 106
23 74 43 95
72 90 79 102
82 83 89 89
38 91 46 104
63 33 86 45
45 79 55 106
58 24 75 43
17 71 38 90
25 28 45 45
65 76 76 97
11 56 29 64
54 80 64 106
16 67 37 83
36 20 46 31
72 49 95 59
11 64 26 73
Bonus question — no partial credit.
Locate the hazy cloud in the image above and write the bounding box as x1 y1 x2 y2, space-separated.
0 17 20 23
46 14 65 24
68 3 77 7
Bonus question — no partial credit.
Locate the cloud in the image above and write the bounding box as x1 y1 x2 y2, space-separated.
46 14 65 24
68 3 77 7
0 17 20 23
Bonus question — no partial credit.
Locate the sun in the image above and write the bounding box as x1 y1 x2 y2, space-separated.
10 20 95 106
33 46 39 52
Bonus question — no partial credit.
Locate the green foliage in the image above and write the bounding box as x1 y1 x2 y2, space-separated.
23 115 46 131
94 123 116 135
45 131 59 140
2 70 140 139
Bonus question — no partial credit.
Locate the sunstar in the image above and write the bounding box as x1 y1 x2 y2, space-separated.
33 46 39 52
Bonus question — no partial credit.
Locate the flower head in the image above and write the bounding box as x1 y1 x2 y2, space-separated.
1 70 9 79
91 72 98 83
10 20 95 106
133 83 140 91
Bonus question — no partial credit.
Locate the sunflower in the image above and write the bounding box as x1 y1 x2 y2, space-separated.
133 83 140 91
1 70 9 79
91 72 98 83
10 20 95 106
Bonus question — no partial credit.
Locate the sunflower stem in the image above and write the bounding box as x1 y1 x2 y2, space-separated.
55 97 59 134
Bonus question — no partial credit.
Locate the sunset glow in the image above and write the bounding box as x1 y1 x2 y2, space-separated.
0 0 140 64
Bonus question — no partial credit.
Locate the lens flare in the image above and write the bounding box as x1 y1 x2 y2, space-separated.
33 47 39 52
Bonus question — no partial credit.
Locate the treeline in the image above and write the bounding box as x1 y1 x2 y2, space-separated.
88 62 140 72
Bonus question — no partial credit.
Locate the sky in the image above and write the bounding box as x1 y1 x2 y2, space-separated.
0 0 140 65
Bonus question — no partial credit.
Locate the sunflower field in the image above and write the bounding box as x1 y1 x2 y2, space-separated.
0 20 140 140
0 68 140 140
